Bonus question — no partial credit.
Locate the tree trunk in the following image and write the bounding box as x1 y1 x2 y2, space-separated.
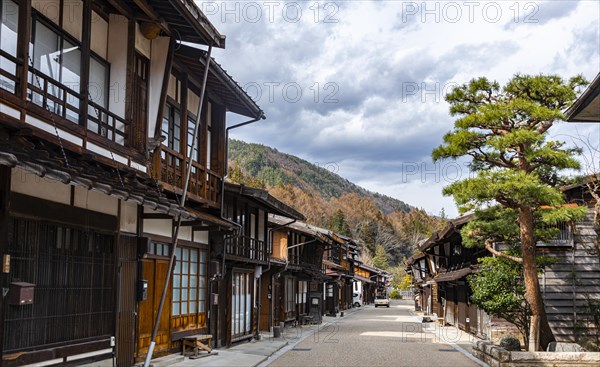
519 206 555 351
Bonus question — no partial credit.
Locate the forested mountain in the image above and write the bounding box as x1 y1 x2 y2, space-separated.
228 139 443 265
228 139 411 214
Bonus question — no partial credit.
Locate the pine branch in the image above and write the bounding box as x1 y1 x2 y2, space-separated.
484 239 523 263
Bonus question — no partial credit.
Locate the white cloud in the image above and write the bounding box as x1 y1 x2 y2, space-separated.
201 0 600 218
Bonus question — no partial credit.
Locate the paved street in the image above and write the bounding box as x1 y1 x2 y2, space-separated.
266 300 481 367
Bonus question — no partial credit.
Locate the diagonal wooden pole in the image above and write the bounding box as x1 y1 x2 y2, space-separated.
143 44 213 367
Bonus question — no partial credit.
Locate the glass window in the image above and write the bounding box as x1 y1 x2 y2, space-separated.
231 272 253 338
187 117 200 163
29 18 81 123
0 0 19 93
31 20 81 90
172 245 207 316
89 56 108 108
162 103 182 153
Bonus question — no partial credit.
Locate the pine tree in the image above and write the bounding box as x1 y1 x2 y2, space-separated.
372 244 390 270
328 209 350 236
432 74 588 351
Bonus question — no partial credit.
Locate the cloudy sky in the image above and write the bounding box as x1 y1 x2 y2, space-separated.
198 0 600 217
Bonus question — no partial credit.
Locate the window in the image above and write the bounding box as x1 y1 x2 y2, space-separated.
87 56 113 140
172 247 207 316
537 221 574 247
206 102 212 170
187 116 200 163
88 56 108 108
29 15 82 123
148 241 170 257
297 280 308 314
162 104 181 153
285 277 295 314
0 0 19 93
232 271 252 338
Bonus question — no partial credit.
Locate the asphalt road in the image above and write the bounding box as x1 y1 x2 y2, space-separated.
266 300 479 367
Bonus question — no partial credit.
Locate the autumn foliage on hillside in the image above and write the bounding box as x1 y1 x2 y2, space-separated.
228 139 443 265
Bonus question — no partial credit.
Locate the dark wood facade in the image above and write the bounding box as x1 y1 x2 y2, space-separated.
408 197 600 346
215 184 303 347
0 1 263 366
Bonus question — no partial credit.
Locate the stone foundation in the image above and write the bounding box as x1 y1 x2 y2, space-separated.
473 341 600 367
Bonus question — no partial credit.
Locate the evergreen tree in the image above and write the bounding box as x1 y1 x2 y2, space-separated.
328 209 350 236
432 74 588 351
372 244 390 270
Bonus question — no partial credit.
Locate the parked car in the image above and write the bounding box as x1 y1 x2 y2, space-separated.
353 292 362 307
374 294 390 308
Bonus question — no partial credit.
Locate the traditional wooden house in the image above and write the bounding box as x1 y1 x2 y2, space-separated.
322 232 358 315
418 214 495 337
0 1 263 366
411 195 600 346
216 183 303 347
405 252 432 313
541 180 600 347
264 215 330 331
352 263 377 305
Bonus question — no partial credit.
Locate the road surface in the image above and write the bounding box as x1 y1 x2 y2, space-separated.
267 300 480 367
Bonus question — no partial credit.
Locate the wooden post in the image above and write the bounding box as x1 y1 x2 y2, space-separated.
16 0 31 104
0 166 12 367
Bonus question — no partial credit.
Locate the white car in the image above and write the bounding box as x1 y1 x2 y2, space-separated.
374 295 390 308
353 292 362 307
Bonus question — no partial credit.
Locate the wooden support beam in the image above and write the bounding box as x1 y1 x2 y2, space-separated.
0 166 11 367
106 0 134 18
192 225 218 231
141 213 173 220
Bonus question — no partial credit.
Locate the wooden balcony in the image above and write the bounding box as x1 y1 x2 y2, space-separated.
224 235 267 264
0 50 20 96
155 146 221 208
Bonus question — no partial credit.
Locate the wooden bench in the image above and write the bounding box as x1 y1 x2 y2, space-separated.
182 334 212 358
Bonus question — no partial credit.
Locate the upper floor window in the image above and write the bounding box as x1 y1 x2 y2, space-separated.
537 221 574 247
162 104 182 153
29 18 81 123
187 116 200 162
0 0 19 93
28 4 111 131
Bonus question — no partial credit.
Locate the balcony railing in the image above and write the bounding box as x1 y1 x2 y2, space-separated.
225 236 267 263
27 68 81 124
0 50 20 95
26 67 128 146
157 147 222 208
87 101 127 146
288 254 301 266
326 255 340 265
537 222 574 247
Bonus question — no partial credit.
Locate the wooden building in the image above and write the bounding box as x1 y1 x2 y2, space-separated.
353 263 377 305
540 180 600 346
418 214 491 337
322 232 358 315
215 184 303 347
405 252 431 313
0 1 263 366
264 215 331 330
409 197 600 346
